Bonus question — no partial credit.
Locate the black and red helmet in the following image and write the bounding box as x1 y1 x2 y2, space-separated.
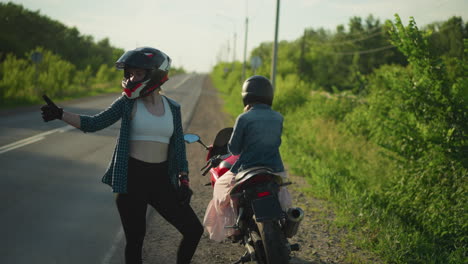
241 75 274 106
115 47 171 99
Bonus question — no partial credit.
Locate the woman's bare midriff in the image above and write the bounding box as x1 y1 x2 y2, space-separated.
129 140 169 163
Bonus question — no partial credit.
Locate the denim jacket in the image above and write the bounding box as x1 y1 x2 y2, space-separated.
228 104 285 173
79 95 188 193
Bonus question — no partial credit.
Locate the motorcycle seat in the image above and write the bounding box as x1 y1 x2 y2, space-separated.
235 167 282 184
230 167 284 196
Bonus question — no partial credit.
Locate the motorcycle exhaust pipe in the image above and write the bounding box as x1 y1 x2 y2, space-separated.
283 207 304 238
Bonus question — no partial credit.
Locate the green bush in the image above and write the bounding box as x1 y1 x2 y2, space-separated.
341 15 467 262
0 47 121 107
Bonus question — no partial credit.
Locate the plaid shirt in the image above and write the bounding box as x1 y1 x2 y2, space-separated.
80 95 188 193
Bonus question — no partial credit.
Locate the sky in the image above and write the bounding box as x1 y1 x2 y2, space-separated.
3 0 468 73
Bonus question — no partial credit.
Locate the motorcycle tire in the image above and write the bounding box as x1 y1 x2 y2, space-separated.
250 230 267 263
256 220 290 264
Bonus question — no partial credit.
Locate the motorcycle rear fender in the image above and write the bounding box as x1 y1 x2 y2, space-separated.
251 195 284 222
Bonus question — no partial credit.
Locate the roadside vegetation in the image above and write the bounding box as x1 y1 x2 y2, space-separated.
211 15 467 264
0 2 185 109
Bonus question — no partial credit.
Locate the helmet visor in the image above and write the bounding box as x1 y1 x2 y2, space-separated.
115 50 155 70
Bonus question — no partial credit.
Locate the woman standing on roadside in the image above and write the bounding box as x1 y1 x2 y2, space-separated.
40 47 203 264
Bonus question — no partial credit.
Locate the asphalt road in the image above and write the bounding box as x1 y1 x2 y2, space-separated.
0 73 205 264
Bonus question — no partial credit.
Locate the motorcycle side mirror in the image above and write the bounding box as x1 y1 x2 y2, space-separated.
184 133 210 150
184 134 200 143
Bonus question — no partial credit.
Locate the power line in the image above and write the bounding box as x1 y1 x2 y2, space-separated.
423 21 464 32
304 24 383 39
309 30 385 46
305 16 462 48
327 19 463 56
331 44 396 55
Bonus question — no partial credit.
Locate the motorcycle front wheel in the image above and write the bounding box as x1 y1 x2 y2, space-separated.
256 220 290 264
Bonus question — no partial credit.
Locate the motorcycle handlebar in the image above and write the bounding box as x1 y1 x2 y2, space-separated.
200 155 222 176
200 160 210 171
202 166 211 176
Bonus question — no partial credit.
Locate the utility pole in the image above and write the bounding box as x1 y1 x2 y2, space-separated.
299 29 307 79
31 51 43 95
214 13 237 66
233 32 237 63
242 17 249 82
270 0 280 90
226 39 231 62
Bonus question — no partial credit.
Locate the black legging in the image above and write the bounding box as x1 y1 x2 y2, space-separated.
116 157 203 264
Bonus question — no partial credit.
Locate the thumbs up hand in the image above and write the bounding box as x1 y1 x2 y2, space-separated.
41 95 63 122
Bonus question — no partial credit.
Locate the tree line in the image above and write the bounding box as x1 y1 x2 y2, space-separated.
0 2 185 107
0 2 122 73
250 14 467 94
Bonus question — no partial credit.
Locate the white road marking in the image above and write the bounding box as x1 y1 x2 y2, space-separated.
0 125 74 154
173 74 191 89
101 227 124 264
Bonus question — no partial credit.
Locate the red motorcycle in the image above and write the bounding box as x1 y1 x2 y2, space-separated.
184 128 304 264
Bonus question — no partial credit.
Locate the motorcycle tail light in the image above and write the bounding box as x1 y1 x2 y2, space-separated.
257 191 271 198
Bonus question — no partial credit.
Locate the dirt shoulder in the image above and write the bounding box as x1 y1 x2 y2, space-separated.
142 76 384 264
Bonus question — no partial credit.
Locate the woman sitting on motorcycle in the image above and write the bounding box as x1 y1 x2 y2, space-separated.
203 75 292 242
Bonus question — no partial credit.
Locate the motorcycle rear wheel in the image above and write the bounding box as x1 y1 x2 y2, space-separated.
256 220 290 264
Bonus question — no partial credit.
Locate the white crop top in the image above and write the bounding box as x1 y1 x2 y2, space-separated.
129 97 174 144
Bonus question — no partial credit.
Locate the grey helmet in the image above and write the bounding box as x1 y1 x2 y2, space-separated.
115 47 171 99
241 75 274 106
